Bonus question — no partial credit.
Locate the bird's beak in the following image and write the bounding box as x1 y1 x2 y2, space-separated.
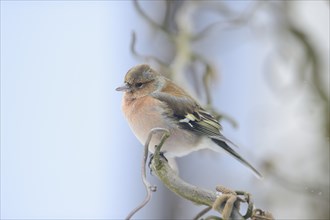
116 83 131 92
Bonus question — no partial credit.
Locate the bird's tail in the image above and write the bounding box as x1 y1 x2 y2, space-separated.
211 137 263 179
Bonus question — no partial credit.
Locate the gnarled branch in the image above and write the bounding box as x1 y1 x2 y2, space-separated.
126 128 273 220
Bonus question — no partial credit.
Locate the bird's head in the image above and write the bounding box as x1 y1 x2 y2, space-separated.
116 64 164 98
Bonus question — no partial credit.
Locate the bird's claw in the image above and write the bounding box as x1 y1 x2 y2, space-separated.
148 152 168 174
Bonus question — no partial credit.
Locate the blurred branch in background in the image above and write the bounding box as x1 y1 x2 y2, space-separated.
262 1 329 217
130 0 329 219
265 1 329 135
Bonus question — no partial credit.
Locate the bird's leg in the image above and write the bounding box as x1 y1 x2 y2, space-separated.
148 153 154 175
159 151 168 162
148 151 168 174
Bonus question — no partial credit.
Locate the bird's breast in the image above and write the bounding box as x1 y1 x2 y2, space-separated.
122 94 203 158
122 95 168 144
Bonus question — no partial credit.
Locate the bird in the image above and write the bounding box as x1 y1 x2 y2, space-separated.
116 64 262 178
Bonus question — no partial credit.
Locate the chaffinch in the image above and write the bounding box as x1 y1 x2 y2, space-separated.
116 64 262 178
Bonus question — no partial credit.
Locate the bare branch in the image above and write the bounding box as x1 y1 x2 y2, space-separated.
125 128 169 220
126 127 272 220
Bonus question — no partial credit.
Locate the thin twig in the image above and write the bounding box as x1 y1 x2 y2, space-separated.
251 209 274 220
125 128 169 220
193 206 212 220
192 1 264 41
133 0 171 37
130 31 169 67
162 0 171 30
235 191 253 219
205 215 223 220
190 54 216 106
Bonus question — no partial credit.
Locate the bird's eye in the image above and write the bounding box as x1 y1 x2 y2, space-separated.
135 82 143 88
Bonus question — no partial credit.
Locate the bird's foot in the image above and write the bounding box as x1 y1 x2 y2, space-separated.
148 152 168 175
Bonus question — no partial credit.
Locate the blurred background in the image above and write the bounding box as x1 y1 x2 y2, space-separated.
1 1 329 219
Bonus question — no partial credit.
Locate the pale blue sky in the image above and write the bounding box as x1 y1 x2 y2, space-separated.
1 1 146 218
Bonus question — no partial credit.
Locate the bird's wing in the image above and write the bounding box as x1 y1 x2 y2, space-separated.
150 92 222 137
151 91 261 178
